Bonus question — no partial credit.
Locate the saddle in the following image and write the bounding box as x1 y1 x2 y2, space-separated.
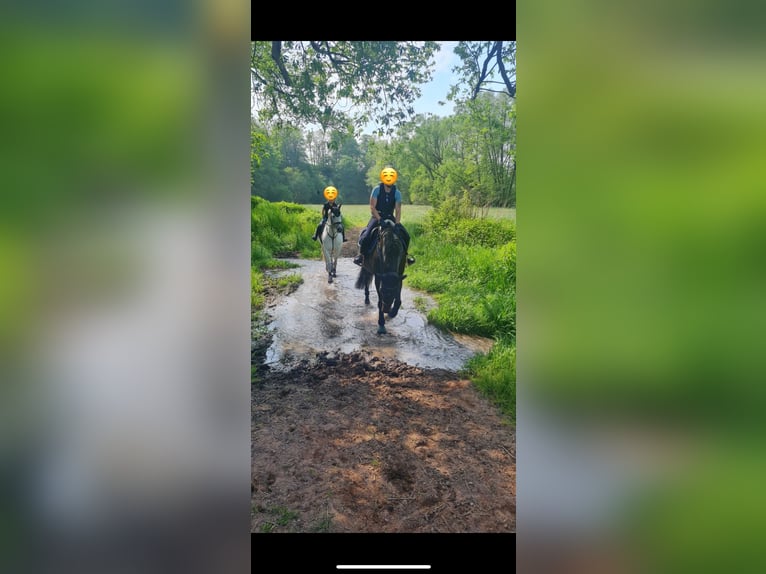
363 222 409 256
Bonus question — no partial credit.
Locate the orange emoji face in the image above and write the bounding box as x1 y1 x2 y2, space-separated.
323 186 338 201
380 168 398 186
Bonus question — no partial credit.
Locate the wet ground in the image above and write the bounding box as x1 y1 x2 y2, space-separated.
252 238 515 534
263 257 493 372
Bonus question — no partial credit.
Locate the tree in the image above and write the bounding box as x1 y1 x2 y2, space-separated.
449 41 516 102
251 41 439 135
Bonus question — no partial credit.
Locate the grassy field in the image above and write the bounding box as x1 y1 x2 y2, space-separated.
305 204 515 228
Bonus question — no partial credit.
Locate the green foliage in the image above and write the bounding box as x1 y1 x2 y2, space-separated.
251 41 439 135
251 122 268 174
250 196 319 264
408 209 516 341
442 218 516 248
450 41 516 102
406 210 516 420
249 44 516 210
464 339 516 422
251 268 265 309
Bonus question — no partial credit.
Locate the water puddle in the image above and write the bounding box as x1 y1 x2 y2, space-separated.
263 258 494 372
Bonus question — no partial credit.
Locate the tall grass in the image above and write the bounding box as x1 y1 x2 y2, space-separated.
250 196 317 267
405 198 517 421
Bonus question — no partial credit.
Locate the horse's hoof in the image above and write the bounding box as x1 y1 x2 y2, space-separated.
377 326 386 334
388 309 398 319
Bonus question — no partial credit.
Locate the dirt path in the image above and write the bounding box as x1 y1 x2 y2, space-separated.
251 226 516 534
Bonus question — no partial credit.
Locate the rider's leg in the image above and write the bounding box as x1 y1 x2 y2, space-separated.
399 225 415 264
312 220 325 241
353 236 365 265
354 218 376 265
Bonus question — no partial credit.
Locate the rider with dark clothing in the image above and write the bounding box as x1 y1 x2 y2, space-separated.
353 167 415 266
312 186 347 241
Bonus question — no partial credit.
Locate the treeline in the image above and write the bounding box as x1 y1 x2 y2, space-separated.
251 92 516 210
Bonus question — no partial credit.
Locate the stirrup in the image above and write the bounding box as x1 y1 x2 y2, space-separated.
407 255 416 265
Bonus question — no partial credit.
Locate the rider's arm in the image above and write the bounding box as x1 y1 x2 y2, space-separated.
394 202 402 224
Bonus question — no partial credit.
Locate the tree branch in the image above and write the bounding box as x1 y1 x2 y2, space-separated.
495 41 516 98
472 42 500 101
271 41 292 87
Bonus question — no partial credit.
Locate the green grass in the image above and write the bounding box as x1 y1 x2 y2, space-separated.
305 203 436 227
404 207 516 420
304 203 514 229
464 338 516 423
254 505 300 533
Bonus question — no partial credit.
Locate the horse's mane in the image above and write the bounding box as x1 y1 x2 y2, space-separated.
380 224 405 272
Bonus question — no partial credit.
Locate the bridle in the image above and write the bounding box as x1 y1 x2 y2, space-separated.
324 206 343 240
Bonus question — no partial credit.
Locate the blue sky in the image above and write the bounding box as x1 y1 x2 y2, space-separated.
410 41 460 119
360 41 460 135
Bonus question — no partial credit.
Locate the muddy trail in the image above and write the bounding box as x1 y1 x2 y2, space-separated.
251 227 516 533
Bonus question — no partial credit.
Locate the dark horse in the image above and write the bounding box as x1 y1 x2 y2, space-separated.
354 219 408 334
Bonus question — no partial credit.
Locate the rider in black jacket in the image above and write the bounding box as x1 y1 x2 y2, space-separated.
353 167 415 266
312 186 347 242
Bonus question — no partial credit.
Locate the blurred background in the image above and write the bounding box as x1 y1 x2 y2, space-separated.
2 0 766 573
0 1 251 573
518 0 766 573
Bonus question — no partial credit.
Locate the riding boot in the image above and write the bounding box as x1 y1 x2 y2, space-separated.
353 252 363 266
312 223 322 241
407 255 416 265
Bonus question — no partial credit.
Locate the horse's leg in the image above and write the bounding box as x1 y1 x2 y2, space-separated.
377 309 386 334
376 283 386 334
363 269 371 304
323 242 333 283
377 299 386 334
389 297 401 318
